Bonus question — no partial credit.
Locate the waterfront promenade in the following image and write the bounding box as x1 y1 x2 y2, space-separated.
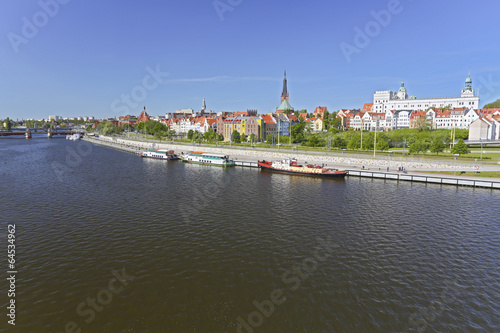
83 135 500 186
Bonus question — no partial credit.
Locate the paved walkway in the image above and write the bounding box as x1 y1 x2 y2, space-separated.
84 136 500 181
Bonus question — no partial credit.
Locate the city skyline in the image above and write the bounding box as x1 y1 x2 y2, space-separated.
2 0 500 119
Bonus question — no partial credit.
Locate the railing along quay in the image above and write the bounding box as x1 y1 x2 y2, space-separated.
346 170 500 189
235 161 259 168
84 137 500 189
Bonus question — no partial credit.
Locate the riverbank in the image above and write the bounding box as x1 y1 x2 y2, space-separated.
83 135 500 188
83 135 482 172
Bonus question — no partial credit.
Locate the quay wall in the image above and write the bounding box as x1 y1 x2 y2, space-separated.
86 135 473 171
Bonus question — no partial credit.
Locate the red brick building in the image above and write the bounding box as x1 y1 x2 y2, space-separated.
136 107 150 123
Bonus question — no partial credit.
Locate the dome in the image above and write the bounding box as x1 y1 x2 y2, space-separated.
409 95 416 100
465 75 472 83
398 81 407 92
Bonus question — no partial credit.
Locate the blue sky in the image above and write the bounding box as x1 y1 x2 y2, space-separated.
1 0 500 120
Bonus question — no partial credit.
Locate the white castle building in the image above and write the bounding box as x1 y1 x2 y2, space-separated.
372 74 479 113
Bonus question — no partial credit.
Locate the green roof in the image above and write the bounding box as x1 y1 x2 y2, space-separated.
277 99 294 111
398 81 407 92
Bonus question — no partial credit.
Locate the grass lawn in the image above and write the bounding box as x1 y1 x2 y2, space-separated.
414 170 500 178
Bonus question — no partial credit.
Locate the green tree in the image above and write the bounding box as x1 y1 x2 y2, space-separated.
152 121 167 133
249 133 257 144
347 136 360 150
409 139 428 154
187 129 194 140
429 137 445 154
328 127 339 135
217 133 224 142
121 123 134 132
483 98 500 108
154 130 166 141
135 120 166 136
231 130 240 143
192 131 203 142
241 134 247 143
204 129 217 142
376 139 389 151
451 139 469 155
332 136 347 148
362 132 374 150
97 121 116 135
290 123 305 143
454 129 469 141
266 133 277 144
167 129 176 140
5 117 12 131
323 110 330 120
114 125 125 134
331 117 342 130
415 116 432 131
305 134 325 147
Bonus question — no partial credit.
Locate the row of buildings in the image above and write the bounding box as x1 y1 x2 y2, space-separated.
336 106 490 131
31 71 498 141
118 72 328 142
335 73 500 140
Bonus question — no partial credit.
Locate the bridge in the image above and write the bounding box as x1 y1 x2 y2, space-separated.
0 130 85 138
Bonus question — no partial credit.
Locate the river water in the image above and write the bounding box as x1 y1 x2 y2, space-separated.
1 136 498 332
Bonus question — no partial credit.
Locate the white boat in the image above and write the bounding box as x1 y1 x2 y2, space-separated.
140 149 179 160
180 152 235 167
66 133 82 140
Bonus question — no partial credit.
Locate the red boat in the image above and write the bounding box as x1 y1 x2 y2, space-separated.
258 158 347 177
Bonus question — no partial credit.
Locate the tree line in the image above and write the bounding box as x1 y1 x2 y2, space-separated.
289 124 470 155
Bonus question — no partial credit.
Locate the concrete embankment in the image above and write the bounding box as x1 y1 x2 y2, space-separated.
84 135 478 171
82 135 500 189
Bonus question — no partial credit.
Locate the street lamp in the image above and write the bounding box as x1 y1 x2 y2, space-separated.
373 119 379 157
277 116 280 149
388 151 392 172
360 118 364 151
230 116 236 146
480 138 483 160
454 154 459 176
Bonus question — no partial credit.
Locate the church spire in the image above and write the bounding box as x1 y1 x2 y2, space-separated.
281 70 289 103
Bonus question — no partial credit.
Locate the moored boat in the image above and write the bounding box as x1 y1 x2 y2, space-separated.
66 133 82 140
141 149 179 160
258 158 346 177
180 151 235 167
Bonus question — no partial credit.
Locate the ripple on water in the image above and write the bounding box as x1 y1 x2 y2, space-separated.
1 139 499 332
